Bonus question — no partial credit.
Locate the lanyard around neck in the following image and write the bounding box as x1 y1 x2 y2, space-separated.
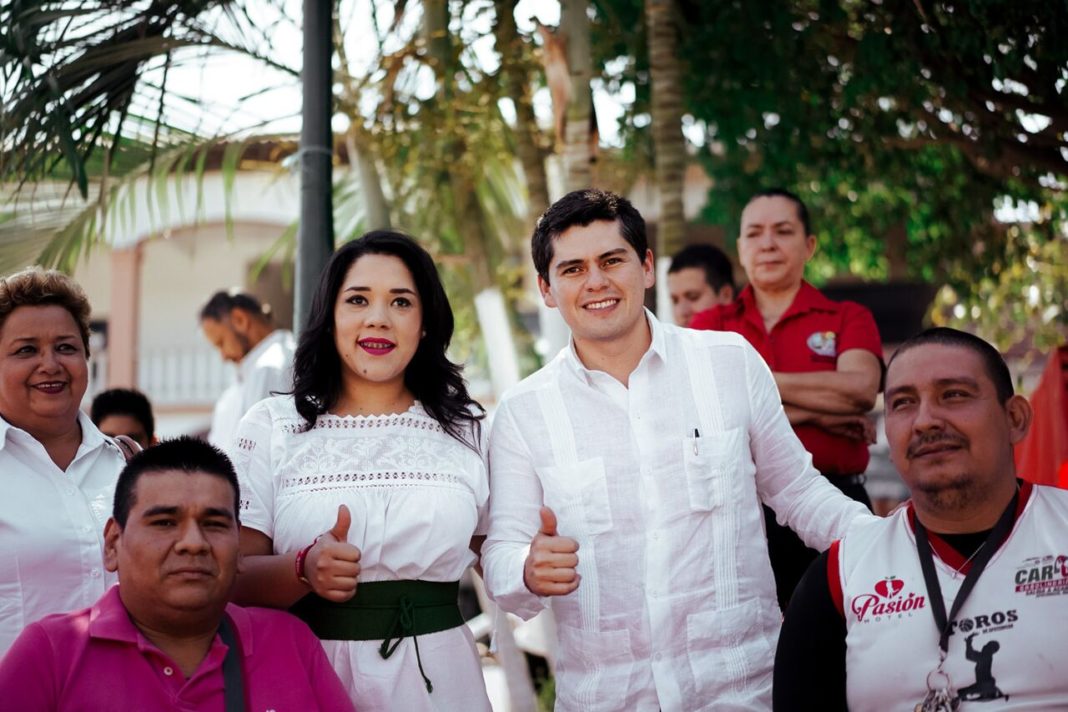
217 616 247 712
913 489 1018 655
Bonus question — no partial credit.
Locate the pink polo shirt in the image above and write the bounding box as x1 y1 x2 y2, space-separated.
0 586 355 712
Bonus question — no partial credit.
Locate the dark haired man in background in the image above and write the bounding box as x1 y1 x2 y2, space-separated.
667 243 736 327
90 387 157 448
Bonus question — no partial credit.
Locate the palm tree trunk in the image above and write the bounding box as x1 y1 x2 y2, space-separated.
494 0 550 224
886 221 908 280
646 0 686 259
346 128 391 231
335 14 390 232
423 0 493 291
561 0 594 192
424 0 521 399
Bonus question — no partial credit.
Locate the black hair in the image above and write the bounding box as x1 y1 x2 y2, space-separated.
668 244 736 294
532 189 648 283
90 388 155 440
291 230 484 449
745 187 812 236
199 290 271 323
112 436 239 528
887 327 1015 403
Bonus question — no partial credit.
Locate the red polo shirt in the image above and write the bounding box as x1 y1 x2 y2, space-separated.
690 282 883 476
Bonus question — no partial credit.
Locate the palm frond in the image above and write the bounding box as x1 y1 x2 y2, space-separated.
1 0 296 201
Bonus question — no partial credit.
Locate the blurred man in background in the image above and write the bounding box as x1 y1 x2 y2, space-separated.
667 243 735 327
198 290 294 451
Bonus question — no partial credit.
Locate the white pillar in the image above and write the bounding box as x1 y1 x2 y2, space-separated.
475 288 522 397
107 243 143 387
655 254 672 324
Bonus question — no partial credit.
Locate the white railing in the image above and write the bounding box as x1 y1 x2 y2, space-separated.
84 344 234 408
138 345 235 406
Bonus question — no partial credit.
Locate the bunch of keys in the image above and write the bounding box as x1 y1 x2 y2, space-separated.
915 688 960 712
915 668 960 712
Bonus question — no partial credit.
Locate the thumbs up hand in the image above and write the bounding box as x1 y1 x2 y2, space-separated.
523 506 580 596
304 504 362 602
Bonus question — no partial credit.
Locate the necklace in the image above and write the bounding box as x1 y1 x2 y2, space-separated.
951 542 985 579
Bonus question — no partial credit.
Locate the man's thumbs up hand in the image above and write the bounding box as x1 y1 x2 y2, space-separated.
304 504 362 602
539 506 559 536
524 506 580 596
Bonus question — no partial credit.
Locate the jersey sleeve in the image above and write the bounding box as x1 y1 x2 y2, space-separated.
773 548 848 711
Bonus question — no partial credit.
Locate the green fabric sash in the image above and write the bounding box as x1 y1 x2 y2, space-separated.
290 579 464 693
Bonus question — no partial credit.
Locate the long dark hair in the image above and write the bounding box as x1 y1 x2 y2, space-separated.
291 230 484 449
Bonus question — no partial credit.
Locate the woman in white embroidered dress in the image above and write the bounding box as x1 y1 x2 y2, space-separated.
231 231 491 711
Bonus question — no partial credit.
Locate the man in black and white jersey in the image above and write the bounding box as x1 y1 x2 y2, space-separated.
773 328 1068 711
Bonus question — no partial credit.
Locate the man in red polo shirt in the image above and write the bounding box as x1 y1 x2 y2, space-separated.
691 188 883 609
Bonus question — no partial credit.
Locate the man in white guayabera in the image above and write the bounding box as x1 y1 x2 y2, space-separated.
482 188 873 711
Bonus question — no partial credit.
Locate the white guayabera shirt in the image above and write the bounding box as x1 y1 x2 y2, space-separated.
483 312 874 712
0 412 125 654
209 328 295 454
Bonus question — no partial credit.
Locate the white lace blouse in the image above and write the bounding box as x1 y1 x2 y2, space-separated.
231 396 492 711
233 395 488 581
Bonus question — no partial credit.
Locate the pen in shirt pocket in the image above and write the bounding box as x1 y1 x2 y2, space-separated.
693 428 700 455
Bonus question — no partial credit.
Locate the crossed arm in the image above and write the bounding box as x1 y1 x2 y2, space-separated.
776 349 882 441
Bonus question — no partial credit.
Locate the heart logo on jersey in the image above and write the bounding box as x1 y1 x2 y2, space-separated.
874 577 904 599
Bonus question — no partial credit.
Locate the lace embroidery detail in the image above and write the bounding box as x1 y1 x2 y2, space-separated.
282 470 462 490
236 437 256 451
241 414 484 502
279 415 446 434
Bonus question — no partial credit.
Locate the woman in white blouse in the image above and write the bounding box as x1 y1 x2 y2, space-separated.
0 268 126 654
231 231 491 711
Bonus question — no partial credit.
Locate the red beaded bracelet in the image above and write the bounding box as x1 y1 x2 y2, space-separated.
294 539 317 586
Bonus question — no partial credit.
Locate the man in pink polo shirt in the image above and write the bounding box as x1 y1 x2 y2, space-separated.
0 437 354 712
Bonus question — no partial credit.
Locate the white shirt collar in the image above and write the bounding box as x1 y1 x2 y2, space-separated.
0 409 111 455
562 308 669 384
